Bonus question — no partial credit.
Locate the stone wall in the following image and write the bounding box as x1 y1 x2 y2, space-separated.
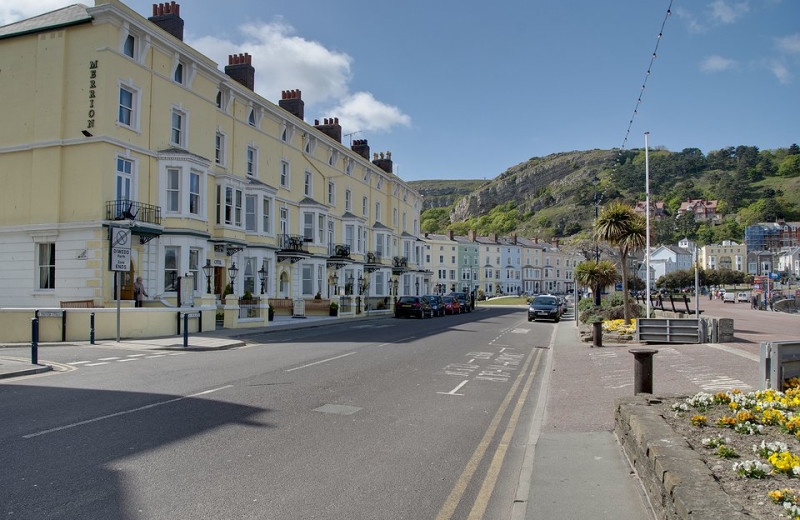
614 396 750 519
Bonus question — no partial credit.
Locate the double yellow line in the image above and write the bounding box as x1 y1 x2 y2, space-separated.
435 347 543 520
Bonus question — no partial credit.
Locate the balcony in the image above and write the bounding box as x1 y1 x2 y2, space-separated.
364 252 383 273
277 234 310 264
106 200 163 244
392 256 409 275
327 243 352 269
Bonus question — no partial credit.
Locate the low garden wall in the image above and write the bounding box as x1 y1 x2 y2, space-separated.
615 395 750 519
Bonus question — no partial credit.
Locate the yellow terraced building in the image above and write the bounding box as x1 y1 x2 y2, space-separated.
0 0 427 310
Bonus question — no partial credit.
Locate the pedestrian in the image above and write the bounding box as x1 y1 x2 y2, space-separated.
133 276 148 307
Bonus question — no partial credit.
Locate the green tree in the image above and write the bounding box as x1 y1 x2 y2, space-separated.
674 212 699 240
595 202 647 324
778 155 800 177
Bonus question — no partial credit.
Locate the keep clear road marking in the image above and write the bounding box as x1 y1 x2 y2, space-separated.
435 347 542 520
22 385 234 439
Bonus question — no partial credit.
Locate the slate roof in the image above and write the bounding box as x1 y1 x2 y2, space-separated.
0 4 91 40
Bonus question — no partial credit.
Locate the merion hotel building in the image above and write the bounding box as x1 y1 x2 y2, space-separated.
0 0 427 310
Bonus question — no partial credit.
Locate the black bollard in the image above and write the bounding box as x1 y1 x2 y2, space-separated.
629 348 658 394
183 313 189 348
89 312 95 345
31 317 39 365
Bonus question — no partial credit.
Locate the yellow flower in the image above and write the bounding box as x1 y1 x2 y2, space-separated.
769 452 800 473
691 415 708 427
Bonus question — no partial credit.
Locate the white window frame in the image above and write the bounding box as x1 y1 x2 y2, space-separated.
116 156 135 205
36 242 56 290
327 181 335 206
280 160 290 189
246 146 258 177
166 168 180 213
345 189 352 212
262 197 272 234
362 196 368 218
304 170 313 197
245 194 257 231
189 171 200 216
117 82 139 130
215 131 226 166
170 107 187 148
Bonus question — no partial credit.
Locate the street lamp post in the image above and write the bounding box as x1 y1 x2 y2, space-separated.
228 262 238 295
202 259 213 294
258 265 267 295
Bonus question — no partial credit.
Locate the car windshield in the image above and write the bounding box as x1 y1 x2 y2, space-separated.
532 297 557 305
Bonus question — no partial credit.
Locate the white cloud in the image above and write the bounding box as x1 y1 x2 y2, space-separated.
769 61 792 84
700 55 737 72
776 33 800 55
329 92 412 134
709 0 750 24
191 19 352 106
674 7 706 33
0 0 72 26
190 18 411 133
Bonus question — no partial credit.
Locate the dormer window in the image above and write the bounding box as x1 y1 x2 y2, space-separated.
248 109 256 126
216 91 222 108
377 177 383 190
123 34 135 58
174 62 184 84
304 136 317 155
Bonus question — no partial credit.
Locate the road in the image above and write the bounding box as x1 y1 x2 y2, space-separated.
1 308 553 520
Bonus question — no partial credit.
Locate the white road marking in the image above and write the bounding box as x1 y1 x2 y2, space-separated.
438 380 469 396
23 385 234 439
146 355 166 358
67 361 90 365
126 354 147 358
118 358 139 362
285 352 356 372
97 357 120 361
84 362 109 366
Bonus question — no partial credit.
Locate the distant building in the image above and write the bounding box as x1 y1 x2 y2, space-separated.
634 200 667 221
744 221 800 275
677 199 719 222
699 241 746 273
644 245 694 282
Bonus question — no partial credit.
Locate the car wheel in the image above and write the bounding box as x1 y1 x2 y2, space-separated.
554 317 560 323
528 316 532 322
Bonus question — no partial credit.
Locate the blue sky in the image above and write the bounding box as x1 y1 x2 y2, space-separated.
2 0 798 181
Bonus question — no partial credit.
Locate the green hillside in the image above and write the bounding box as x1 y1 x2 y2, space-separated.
416 144 800 246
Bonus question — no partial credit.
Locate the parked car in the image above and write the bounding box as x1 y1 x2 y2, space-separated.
528 295 562 322
422 295 445 317
442 295 461 315
723 292 736 303
448 292 471 313
394 296 433 318
737 292 749 303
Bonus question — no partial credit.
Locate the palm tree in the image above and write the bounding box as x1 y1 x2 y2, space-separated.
595 201 647 324
575 259 618 348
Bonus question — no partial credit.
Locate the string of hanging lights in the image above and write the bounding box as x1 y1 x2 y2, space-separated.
620 1 674 151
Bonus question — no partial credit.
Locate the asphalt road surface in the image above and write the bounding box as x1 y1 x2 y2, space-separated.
1 308 554 520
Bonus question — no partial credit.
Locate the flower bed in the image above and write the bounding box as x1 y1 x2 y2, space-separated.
663 380 800 520
603 318 637 336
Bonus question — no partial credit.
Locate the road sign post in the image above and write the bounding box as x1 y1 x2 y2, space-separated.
110 226 132 342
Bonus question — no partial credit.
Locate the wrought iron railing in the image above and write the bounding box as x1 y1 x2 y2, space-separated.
366 252 383 264
106 200 162 225
280 234 309 252
329 243 351 258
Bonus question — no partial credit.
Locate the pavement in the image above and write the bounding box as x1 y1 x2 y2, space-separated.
3 301 797 519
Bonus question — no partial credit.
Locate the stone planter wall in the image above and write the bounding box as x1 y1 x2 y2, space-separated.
614 396 750 519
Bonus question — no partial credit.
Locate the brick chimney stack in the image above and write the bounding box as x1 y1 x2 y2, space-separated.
225 53 255 90
351 139 370 160
148 2 183 41
468 230 476 242
279 89 304 121
372 151 393 174
314 118 342 143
